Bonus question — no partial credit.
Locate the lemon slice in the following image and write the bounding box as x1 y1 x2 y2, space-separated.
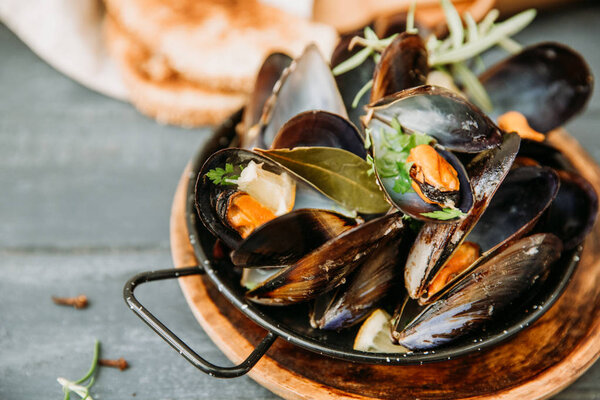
236 161 295 215
353 309 409 353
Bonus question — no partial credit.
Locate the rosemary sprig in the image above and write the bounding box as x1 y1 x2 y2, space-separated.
57 340 100 400
429 7 536 66
332 27 397 77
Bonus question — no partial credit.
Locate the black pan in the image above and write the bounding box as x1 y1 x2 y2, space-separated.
124 110 581 378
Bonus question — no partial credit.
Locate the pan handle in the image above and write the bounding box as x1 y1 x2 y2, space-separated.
123 267 277 378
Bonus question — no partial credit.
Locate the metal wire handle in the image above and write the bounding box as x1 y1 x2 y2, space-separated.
123 267 277 378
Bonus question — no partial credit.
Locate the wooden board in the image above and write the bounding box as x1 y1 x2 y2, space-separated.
169 129 600 400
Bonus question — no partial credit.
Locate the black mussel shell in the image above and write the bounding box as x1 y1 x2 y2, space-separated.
230 209 357 268
331 32 377 129
394 233 563 350
539 170 598 250
246 212 405 305
312 231 407 330
366 85 503 153
516 139 574 172
271 110 366 158
196 148 350 250
480 42 593 133
468 166 559 254
405 133 521 301
242 53 293 138
370 32 429 103
259 44 347 149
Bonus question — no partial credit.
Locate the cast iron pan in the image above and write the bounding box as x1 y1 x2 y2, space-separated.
123 110 581 378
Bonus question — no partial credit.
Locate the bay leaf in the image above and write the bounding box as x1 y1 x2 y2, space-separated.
256 147 391 214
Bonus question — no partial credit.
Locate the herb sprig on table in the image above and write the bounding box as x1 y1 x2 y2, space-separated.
57 340 100 400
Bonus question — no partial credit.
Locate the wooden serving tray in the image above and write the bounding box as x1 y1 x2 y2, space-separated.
170 129 600 400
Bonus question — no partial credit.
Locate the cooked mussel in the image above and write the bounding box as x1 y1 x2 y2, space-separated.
405 133 521 301
246 212 405 305
271 110 366 158
311 231 408 330
393 233 563 350
258 44 347 149
480 42 593 133
196 148 355 256
331 31 377 129
366 85 503 153
368 119 474 222
540 170 598 250
230 208 357 267
242 52 293 143
370 32 428 103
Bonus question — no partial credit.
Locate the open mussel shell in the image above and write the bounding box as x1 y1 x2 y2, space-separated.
312 231 407 330
271 110 366 158
259 44 348 149
369 128 473 222
230 208 357 268
366 85 503 153
468 166 560 254
246 212 405 305
196 148 353 250
370 32 429 103
393 233 563 350
242 53 293 138
480 42 593 133
516 139 574 172
331 32 377 129
405 133 521 301
539 170 598 250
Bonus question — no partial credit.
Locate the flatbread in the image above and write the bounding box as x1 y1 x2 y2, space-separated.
105 17 246 126
104 0 338 93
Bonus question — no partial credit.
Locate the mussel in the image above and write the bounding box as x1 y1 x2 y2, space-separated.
196 148 358 266
271 110 366 158
246 212 405 305
370 32 429 103
366 86 503 153
393 233 563 350
242 52 293 140
311 230 409 330
480 42 593 133
404 133 521 301
258 44 347 149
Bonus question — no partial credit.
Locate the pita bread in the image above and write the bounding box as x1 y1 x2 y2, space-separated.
104 0 338 93
105 17 246 127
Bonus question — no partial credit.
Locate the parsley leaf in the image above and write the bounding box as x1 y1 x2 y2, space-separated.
206 163 239 186
420 208 466 220
393 162 415 194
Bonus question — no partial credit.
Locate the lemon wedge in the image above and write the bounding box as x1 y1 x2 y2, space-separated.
353 309 409 353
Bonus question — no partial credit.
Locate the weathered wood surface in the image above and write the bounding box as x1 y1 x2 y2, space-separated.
1 2 600 399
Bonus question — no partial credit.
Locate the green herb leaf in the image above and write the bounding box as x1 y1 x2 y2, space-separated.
256 147 390 214
452 61 493 113
440 0 464 49
429 9 536 65
206 163 239 186
392 162 415 194
352 79 373 108
58 340 100 400
332 47 373 76
420 208 466 220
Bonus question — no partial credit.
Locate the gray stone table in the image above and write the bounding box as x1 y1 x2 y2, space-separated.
1 3 600 399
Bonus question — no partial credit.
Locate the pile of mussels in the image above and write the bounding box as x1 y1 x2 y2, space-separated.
195 10 596 351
